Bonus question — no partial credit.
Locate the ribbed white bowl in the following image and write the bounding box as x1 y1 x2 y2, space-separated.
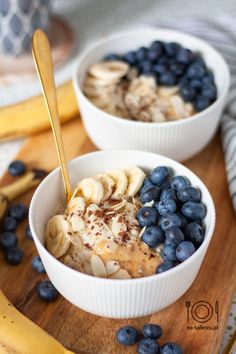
29 150 215 318
73 28 230 161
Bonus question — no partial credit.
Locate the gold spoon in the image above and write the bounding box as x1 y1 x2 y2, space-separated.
32 29 72 205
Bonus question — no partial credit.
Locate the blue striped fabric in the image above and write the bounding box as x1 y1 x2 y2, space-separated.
155 17 236 212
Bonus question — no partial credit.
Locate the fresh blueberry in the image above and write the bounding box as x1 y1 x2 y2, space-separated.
141 226 164 248
156 199 177 216
116 326 137 346
164 42 181 57
160 189 176 202
177 186 201 203
171 176 190 191
176 48 194 65
8 160 26 176
169 62 185 76
159 72 177 86
147 48 161 62
2 217 18 232
160 213 182 231
190 79 202 91
180 84 196 102
136 47 148 62
161 342 183 354
150 166 169 186
156 261 174 274
122 51 136 65
153 63 168 75
37 280 59 302
136 207 158 227
158 56 169 65
8 203 28 221
5 247 24 265
194 95 210 112
150 40 164 55
142 324 163 339
179 75 189 88
104 53 120 61
137 338 160 354
161 245 178 262
160 181 171 191
202 83 217 101
176 241 196 262
164 228 184 247
202 72 214 85
0 232 18 250
176 213 188 229
140 179 155 195
185 222 204 246
139 60 153 74
140 186 160 203
182 201 206 220
186 62 205 79
32 255 46 274
25 225 33 240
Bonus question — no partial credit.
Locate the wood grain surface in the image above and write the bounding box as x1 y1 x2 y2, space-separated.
0 119 235 354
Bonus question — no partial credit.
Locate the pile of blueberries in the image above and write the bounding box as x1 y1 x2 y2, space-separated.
0 160 59 303
105 40 217 112
136 166 206 274
116 323 182 354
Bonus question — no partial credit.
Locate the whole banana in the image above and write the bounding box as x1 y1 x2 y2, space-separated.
0 290 75 354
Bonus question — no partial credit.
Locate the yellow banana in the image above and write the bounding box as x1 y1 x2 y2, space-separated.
0 289 75 354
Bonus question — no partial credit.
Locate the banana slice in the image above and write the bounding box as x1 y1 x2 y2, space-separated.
106 260 120 276
109 269 131 279
89 61 129 81
76 178 104 205
124 166 146 198
91 254 107 278
89 94 112 109
66 196 86 216
111 215 127 238
45 215 72 258
94 173 115 201
85 75 119 87
158 86 179 97
106 169 128 200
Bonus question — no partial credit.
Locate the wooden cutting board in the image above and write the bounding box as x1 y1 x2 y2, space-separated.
0 118 235 354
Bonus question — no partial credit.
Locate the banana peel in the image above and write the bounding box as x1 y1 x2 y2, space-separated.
0 81 79 141
0 289 75 354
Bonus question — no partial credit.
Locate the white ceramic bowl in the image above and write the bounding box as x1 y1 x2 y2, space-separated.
29 150 215 318
73 28 230 161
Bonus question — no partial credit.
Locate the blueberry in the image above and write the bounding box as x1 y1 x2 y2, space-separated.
160 213 182 231
194 95 210 112
5 247 24 265
0 232 18 250
150 40 164 55
164 42 181 57
32 255 46 274
158 56 168 65
2 217 18 232
176 48 194 65
25 225 33 240
176 213 188 229
202 83 217 101
137 338 160 354
161 342 183 354
176 241 196 262
159 72 177 86
104 53 120 61
186 62 205 79
140 186 160 203
180 84 196 102
156 199 176 216
116 326 137 346
182 201 206 220
153 63 167 75
147 48 161 62
142 323 163 339
185 222 204 246
141 226 164 248
156 261 174 274
139 60 153 74
164 228 184 247
122 51 136 65
37 280 59 302
179 76 189 88
190 79 202 91
137 207 158 227
8 160 26 176
161 245 178 262
177 186 201 203
140 180 155 195
150 166 169 186
8 203 28 221
142 177 154 189
160 189 176 202
202 72 214 85
171 176 190 191
136 47 148 61
169 62 185 76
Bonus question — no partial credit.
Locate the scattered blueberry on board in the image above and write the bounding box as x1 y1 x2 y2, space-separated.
8 203 28 221
161 342 183 354
5 247 24 265
137 165 207 273
105 40 217 112
32 255 46 274
37 280 59 302
25 225 33 240
2 216 18 232
0 232 18 250
116 326 138 346
8 160 27 176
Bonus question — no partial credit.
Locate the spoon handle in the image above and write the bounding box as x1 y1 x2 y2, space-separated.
32 29 72 204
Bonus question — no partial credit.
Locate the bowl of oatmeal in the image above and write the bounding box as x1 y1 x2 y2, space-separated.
73 28 230 161
29 150 215 318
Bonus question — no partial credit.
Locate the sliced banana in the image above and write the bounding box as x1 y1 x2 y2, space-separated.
106 169 128 200
94 173 115 201
124 166 146 198
69 214 85 232
66 196 86 216
91 254 107 278
109 269 131 279
45 215 72 258
82 256 93 275
111 214 127 238
89 60 129 81
85 75 119 87
158 86 179 97
106 260 120 276
76 178 104 204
